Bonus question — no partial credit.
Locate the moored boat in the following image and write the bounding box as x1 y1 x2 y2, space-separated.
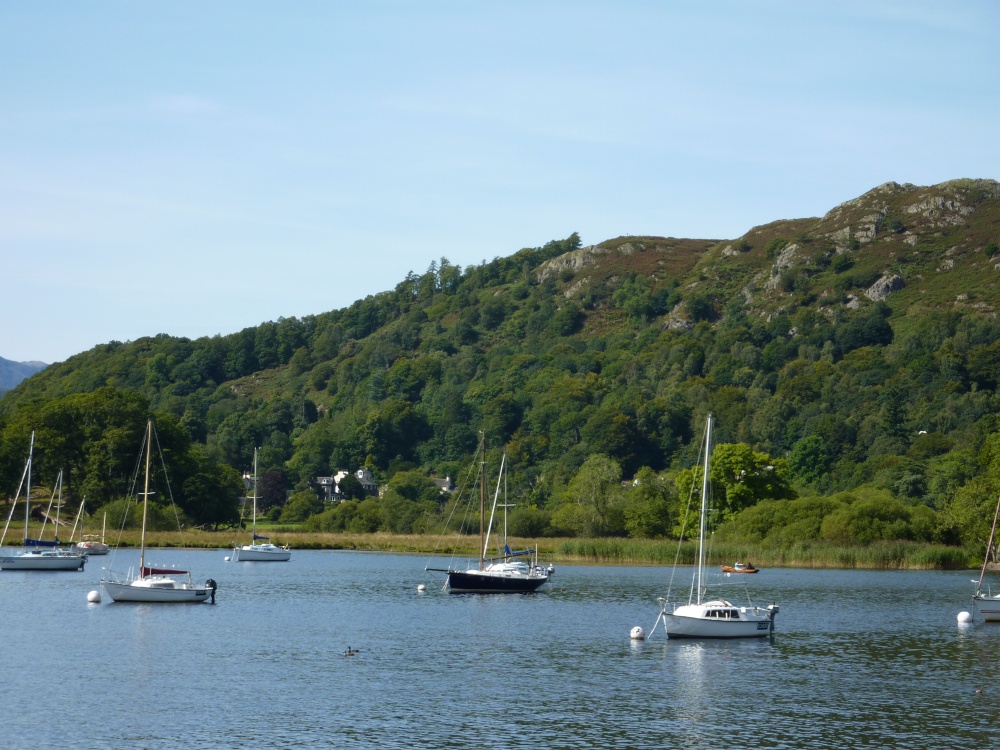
74 537 110 556
232 448 291 562
0 434 87 572
652 414 777 639
973 494 1000 622
100 419 216 603
71 502 110 556
427 435 550 594
1 548 87 571
721 562 758 574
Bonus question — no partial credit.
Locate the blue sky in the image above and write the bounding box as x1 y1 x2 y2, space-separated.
2 1 998 364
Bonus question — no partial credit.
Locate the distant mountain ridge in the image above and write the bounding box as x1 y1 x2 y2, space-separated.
0 357 47 393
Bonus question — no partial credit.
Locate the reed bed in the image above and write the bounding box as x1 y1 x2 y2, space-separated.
4 521 978 569
554 538 978 570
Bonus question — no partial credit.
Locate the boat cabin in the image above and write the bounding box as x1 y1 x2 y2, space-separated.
705 608 741 619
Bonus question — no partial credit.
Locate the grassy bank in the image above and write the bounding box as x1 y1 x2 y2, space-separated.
17 523 976 570
554 538 978 570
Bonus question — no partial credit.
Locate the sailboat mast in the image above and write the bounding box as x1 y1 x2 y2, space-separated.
70 496 84 545
54 469 63 542
252 447 259 541
697 414 712 604
484 452 505 557
23 431 34 548
479 433 486 571
503 453 508 547
1 441 32 548
139 419 152 574
977 495 1000 592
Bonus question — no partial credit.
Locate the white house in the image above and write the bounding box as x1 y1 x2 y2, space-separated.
315 468 379 502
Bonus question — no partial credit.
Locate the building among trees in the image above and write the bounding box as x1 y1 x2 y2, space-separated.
315 468 379 502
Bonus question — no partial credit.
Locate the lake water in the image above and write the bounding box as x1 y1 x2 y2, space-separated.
1 549 996 749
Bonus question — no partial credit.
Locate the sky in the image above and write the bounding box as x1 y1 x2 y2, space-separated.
2 1 998 364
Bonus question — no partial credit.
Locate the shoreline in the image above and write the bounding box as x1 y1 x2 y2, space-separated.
68 529 980 571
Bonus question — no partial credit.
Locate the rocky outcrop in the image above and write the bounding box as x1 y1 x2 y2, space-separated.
662 303 692 331
853 209 889 244
818 180 1000 248
865 274 904 302
904 195 974 227
824 182 914 223
762 243 801 291
535 245 606 282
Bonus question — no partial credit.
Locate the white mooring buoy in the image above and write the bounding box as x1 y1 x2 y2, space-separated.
630 626 645 641
417 584 427 592
224 555 231 561
958 611 973 624
87 590 102 604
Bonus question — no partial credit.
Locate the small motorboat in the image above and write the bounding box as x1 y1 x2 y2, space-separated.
721 561 759 574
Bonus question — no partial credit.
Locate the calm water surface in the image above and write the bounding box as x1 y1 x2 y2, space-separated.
1 550 997 749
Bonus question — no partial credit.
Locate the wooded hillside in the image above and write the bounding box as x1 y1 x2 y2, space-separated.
3 179 1000 551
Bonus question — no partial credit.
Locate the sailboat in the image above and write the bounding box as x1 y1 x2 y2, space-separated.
427 435 550 593
232 448 291 562
71 499 110 556
0 433 87 571
653 414 778 638
972 494 1000 622
100 419 216 603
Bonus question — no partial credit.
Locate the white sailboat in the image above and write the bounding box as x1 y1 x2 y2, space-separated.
100 419 216 603
972 494 1000 622
232 448 291 562
427 435 550 593
653 414 778 638
0 433 87 571
71 499 110 556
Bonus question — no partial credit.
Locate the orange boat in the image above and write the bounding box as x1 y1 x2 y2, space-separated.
721 562 758 574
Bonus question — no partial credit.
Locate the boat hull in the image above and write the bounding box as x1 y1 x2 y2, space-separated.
73 542 110 556
665 600 777 639
666 614 774 638
974 594 1000 622
101 577 213 603
0 552 87 571
233 544 291 562
446 568 549 593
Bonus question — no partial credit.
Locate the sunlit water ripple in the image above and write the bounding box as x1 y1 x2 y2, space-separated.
1 550 996 748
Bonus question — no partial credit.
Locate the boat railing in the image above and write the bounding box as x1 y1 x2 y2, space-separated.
101 567 128 584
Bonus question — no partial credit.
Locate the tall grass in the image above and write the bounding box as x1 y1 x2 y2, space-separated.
14 520 976 570
555 538 978 570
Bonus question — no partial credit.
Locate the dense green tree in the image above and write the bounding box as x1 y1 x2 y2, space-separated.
258 470 288 510
555 454 625 536
386 470 440 503
788 435 830 486
677 443 795 522
333 472 361 500
280 489 325 523
819 490 936 544
508 505 553 537
622 467 675 538
179 448 243 529
940 431 1000 547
